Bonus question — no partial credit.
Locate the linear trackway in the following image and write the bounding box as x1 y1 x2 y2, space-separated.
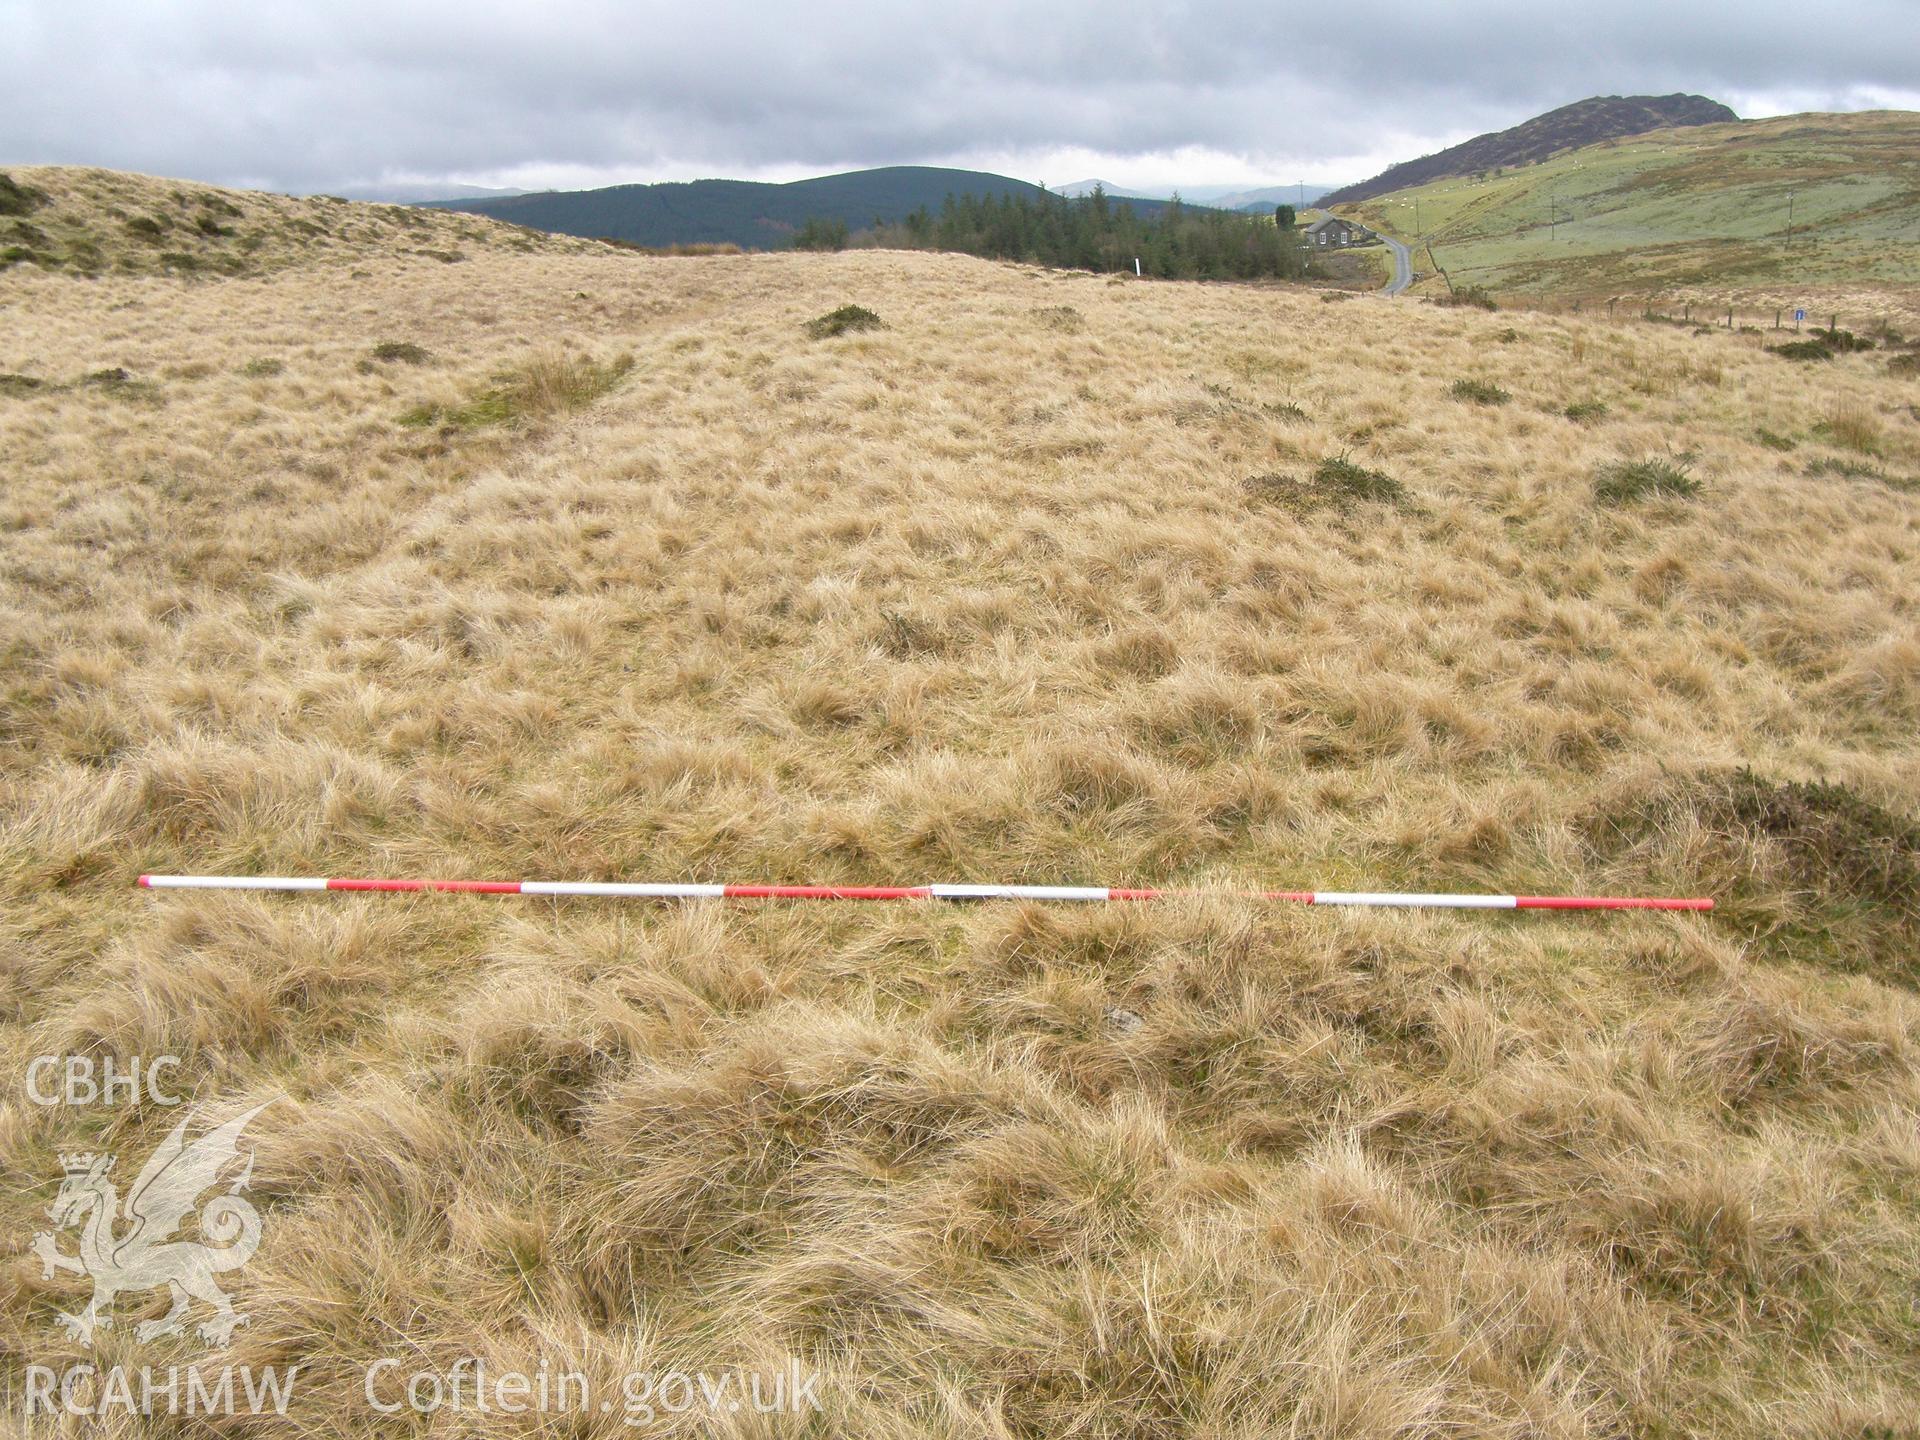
1380 231 1414 295
137 876 1713 911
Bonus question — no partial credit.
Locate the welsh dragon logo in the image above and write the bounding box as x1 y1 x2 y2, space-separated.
31 1101 274 1347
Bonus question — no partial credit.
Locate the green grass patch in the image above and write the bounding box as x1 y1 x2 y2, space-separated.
1805 457 1918 492
1245 453 1404 513
240 358 284 378
0 373 45 396
1711 770 1920 981
1594 453 1699 505
0 172 49 217
1755 428 1797 451
1450 378 1511 405
80 368 160 403
1563 400 1609 423
1032 306 1085 333
402 351 634 430
804 305 882 340
371 341 432 365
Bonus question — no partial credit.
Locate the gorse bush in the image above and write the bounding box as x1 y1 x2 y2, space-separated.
1594 453 1700 505
1767 331 1874 362
1450 378 1511 405
1436 285 1497 311
805 305 882 340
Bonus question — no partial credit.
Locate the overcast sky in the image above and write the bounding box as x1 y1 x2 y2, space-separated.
4 1 1917 195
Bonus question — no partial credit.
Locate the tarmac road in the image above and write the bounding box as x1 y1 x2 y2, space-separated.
1381 232 1414 295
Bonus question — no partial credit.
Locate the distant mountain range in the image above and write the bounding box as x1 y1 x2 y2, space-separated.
329 182 529 205
1322 94 1738 206
1055 179 1342 212
423 166 1206 248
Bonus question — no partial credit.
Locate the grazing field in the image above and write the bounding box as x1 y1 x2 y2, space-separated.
1340 110 1920 304
4 169 1920 1436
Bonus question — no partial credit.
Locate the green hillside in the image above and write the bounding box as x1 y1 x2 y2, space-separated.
426 166 1200 249
1337 111 1920 299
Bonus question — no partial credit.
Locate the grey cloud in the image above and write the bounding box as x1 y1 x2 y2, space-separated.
1 0 1914 190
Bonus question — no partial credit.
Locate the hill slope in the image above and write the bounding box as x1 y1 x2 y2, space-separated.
428 165 1203 248
1 166 594 278
5 174 1920 1436
1324 94 1736 206
1338 110 1920 300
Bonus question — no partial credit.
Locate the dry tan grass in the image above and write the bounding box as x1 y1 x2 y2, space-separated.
3 169 1920 1436
3 164 598 278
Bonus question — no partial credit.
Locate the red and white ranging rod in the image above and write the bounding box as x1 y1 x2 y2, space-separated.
137 875 1712 911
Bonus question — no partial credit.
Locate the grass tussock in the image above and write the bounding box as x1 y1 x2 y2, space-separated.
1813 398 1882 454
1244 453 1405 512
805 304 882 339
402 349 634 429
1450 377 1511 405
1033 305 1086 332
1594 452 1700 504
370 340 431 365
4 209 1920 1434
0 171 50 216
1563 399 1609 422
1601 769 1920 982
1805 456 1918 492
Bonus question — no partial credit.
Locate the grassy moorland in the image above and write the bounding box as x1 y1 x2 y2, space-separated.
3 168 1920 1436
1341 111 1920 314
1 165 594 278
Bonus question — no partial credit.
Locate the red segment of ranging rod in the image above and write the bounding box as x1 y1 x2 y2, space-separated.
135 875 1713 910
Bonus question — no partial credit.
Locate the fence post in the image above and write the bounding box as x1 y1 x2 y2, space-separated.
1684 303 1691 322
1774 309 1781 330
1727 307 1733 329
